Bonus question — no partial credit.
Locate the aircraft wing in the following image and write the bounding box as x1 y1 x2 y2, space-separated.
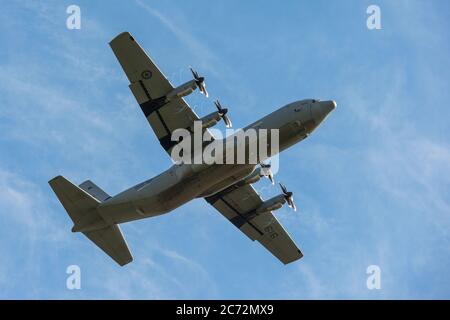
109 32 213 157
205 184 303 264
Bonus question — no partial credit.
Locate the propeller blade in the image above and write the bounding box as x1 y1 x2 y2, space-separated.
199 83 208 97
279 183 296 211
223 115 232 128
214 100 232 127
190 67 208 97
190 67 199 80
267 172 275 185
214 100 222 111
287 196 297 211
260 163 274 185
279 183 288 195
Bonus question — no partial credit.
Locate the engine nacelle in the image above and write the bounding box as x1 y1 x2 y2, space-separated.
255 195 286 214
199 111 222 129
166 79 197 101
241 167 264 185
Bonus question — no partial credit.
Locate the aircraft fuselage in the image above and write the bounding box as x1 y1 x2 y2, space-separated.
97 99 335 225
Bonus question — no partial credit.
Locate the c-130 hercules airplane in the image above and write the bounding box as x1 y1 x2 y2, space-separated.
49 32 336 266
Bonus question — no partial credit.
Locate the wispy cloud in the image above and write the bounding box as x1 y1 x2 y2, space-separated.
0 167 71 298
135 0 217 75
134 0 260 121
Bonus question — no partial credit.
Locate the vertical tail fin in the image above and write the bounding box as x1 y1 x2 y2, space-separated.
49 176 133 266
79 180 111 202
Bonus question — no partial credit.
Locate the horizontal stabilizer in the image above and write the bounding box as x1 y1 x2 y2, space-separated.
83 225 133 266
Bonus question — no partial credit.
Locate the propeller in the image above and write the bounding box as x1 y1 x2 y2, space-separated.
260 163 274 185
214 100 232 128
280 183 296 211
190 67 208 97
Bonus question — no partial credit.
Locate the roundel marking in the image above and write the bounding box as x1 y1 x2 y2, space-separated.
141 70 152 79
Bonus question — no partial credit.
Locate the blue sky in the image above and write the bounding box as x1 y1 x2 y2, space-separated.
0 0 449 299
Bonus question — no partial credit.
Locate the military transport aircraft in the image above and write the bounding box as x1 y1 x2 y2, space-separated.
49 32 336 266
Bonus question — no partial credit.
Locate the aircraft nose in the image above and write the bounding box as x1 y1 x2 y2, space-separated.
312 100 336 124
322 100 336 112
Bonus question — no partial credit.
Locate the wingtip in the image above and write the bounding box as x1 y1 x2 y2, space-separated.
118 256 134 267
109 31 133 45
282 249 304 265
48 175 64 186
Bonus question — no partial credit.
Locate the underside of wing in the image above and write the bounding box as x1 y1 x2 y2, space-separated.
109 32 213 157
206 184 303 264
